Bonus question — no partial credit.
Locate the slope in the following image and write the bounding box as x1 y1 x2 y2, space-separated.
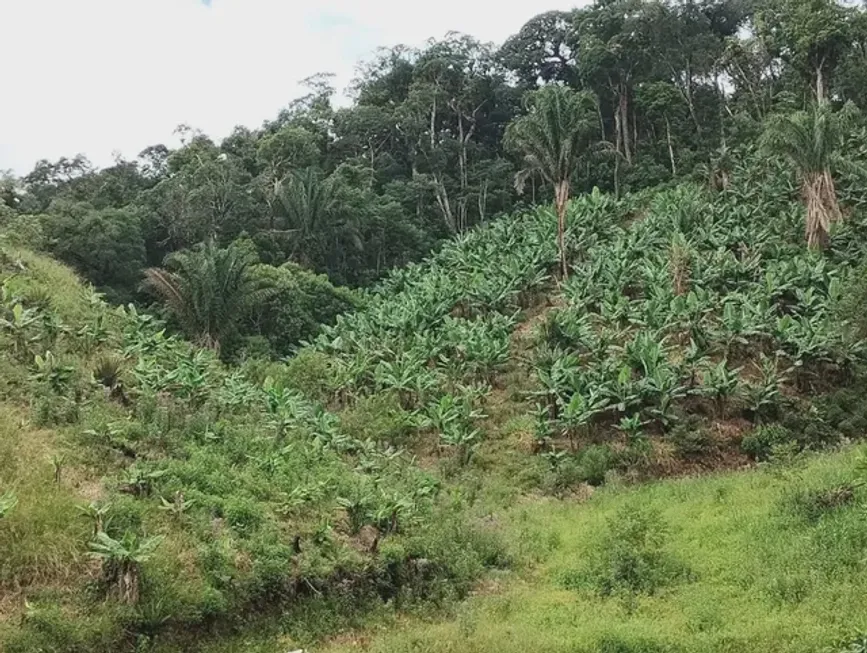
4 148 867 653
319 446 867 653
0 245 500 653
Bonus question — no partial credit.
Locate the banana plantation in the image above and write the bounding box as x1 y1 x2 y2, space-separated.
5 134 867 651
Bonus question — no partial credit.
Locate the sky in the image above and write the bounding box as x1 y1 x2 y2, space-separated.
0 0 577 175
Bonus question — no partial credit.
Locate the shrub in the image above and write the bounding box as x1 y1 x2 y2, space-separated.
595 635 681 653
223 496 265 535
576 444 616 486
782 484 859 523
667 421 714 459
780 408 840 451
741 424 795 461
246 263 358 357
827 632 867 653
579 505 691 596
340 393 416 447
252 349 333 403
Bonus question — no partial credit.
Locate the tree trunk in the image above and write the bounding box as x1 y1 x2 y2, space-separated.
816 63 827 105
434 174 457 233
803 169 841 250
665 115 677 177
614 154 621 199
554 180 570 280
685 66 702 135
619 87 632 165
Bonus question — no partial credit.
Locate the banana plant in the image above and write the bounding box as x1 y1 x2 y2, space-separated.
439 422 480 466
159 491 196 519
617 414 645 442
117 465 167 498
78 501 111 535
744 355 787 421
89 531 164 604
559 389 609 450
698 360 742 418
31 351 75 393
0 303 40 357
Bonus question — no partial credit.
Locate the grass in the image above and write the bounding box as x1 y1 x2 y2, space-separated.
319 447 867 653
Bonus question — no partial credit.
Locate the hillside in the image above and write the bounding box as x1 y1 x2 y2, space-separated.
4 150 867 653
0 246 499 652
320 447 867 653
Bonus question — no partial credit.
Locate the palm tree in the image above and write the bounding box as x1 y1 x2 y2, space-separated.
277 167 339 266
143 241 271 353
506 85 598 279
760 105 852 249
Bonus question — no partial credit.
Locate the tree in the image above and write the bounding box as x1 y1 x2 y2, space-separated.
506 85 598 278
756 0 851 105
41 202 146 302
576 0 652 165
276 167 339 267
143 241 272 353
760 104 852 249
498 10 579 88
245 262 358 356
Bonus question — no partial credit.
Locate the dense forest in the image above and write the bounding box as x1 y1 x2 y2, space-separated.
8 1 867 652
3 0 867 358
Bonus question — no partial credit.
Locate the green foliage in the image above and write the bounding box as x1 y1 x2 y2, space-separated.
576 505 691 597
89 531 164 604
742 424 796 460
245 262 357 357
143 241 272 354
40 202 145 302
0 489 18 518
782 483 860 523
828 633 867 653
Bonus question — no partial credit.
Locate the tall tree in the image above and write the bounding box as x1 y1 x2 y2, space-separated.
506 85 598 279
756 0 851 105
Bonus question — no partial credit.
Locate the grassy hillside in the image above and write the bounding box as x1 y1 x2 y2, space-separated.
0 246 500 653
4 151 867 652
320 446 867 653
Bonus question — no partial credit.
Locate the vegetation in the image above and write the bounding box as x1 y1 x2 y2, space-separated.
318 448 867 653
5 0 867 651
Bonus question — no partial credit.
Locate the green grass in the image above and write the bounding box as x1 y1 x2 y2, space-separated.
321 447 867 653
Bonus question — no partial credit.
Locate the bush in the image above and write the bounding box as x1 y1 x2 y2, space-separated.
577 444 616 486
247 263 358 357
577 505 691 597
827 632 867 653
542 445 616 494
280 349 337 402
782 484 859 523
820 386 867 439
340 393 416 447
595 635 681 653
741 424 795 461
666 416 715 459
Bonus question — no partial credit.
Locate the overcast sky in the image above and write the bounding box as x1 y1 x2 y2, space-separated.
0 0 577 175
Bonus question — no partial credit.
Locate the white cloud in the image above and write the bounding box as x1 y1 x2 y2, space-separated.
0 0 577 174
